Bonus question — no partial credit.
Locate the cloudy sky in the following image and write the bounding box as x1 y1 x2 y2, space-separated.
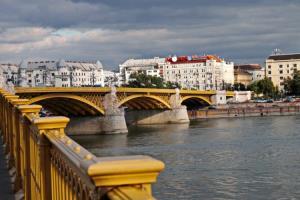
0 0 299 69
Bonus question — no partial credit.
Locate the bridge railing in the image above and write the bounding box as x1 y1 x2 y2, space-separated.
0 89 165 200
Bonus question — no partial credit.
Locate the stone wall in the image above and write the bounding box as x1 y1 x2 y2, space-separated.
188 106 300 119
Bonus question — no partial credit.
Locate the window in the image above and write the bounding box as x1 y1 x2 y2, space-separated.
280 77 283 80
287 70 289 73
294 64 297 68
287 64 289 68
268 71 271 74
52 73 55 76
279 70 283 74
268 65 271 69
279 65 283 68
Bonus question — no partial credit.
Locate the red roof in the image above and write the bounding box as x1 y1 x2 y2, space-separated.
165 55 223 64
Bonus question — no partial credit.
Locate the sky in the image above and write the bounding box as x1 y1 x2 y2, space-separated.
0 0 300 70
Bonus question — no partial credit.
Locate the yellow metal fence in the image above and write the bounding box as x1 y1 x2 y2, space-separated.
0 89 165 200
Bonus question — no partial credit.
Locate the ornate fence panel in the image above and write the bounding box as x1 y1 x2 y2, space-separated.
0 89 165 200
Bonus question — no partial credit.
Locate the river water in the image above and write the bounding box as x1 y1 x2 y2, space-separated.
72 115 300 199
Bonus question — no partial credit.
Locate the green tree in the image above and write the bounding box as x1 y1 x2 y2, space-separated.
247 81 259 96
233 83 246 91
165 81 181 89
284 70 300 96
257 78 275 97
283 76 293 95
247 78 276 98
125 73 181 89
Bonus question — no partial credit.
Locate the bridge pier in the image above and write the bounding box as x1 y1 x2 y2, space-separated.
66 113 128 135
66 106 190 135
101 111 128 134
125 106 190 125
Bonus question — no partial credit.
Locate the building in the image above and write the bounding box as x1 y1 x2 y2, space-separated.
0 63 19 85
103 70 121 87
234 69 252 86
119 57 165 84
266 53 300 90
18 60 104 87
234 64 265 86
119 55 234 90
162 55 234 90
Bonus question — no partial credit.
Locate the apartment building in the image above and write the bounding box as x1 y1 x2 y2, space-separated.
119 55 234 90
266 53 300 90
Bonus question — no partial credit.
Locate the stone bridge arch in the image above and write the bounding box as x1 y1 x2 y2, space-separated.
28 93 105 116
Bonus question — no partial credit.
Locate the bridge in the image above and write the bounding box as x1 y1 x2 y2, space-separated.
15 87 234 134
0 88 165 199
15 87 234 116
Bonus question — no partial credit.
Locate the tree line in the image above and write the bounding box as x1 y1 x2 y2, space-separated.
123 73 180 89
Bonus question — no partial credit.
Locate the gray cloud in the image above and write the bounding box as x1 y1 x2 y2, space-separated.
0 0 299 69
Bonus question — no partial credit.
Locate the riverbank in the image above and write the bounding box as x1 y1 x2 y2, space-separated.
188 103 300 119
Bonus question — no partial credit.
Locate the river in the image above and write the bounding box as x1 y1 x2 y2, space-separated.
72 115 300 199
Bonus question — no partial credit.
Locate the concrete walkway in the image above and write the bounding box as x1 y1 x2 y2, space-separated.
0 137 14 199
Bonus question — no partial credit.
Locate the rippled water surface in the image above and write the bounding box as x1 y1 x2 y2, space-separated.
72 116 300 199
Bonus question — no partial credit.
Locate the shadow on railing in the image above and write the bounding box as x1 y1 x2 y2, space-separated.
0 89 165 200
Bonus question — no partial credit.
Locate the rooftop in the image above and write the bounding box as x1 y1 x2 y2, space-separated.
267 53 300 60
121 54 228 66
25 60 103 71
165 55 224 64
234 64 262 70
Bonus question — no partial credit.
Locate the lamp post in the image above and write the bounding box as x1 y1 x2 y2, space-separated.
91 70 96 86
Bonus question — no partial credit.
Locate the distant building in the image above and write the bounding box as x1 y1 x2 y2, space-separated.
18 60 104 87
0 63 19 85
119 55 234 90
234 64 265 86
103 70 121 87
234 69 252 86
119 57 164 84
266 53 300 90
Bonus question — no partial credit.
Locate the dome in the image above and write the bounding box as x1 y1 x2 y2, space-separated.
58 59 66 67
19 60 28 69
96 60 103 69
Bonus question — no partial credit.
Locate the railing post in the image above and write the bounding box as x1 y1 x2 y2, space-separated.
32 116 70 200
3 95 19 165
10 99 29 194
18 105 42 200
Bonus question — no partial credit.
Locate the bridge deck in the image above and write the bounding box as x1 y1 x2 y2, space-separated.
15 87 234 96
0 136 14 200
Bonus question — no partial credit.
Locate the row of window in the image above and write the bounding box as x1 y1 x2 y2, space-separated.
268 64 298 69
268 68 296 74
166 69 211 74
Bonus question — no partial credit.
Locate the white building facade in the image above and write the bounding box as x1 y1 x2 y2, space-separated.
119 55 234 90
103 70 122 87
0 64 19 85
266 53 300 91
18 60 104 87
119 57 165 84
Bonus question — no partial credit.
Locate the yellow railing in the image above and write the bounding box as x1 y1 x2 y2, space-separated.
15 86 219 95
0 89 165 200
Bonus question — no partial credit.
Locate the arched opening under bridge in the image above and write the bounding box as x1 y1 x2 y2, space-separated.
118 95 171 110
181 96 211 110
28 94 104 117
